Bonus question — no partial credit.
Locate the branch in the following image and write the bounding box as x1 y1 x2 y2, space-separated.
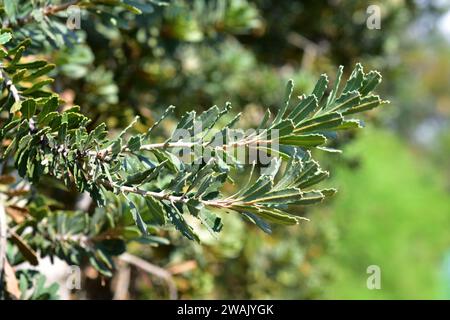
111 182 246 210
119 253 178 300
113 260 131 300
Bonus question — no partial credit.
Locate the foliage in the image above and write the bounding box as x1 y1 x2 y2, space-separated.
0 0 393 299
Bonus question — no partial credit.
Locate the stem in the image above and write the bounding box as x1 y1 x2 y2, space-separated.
112 183 235 209
114 182 245 212
139 141 198 151
1 69 20 103
119 253 178 300
131 131 271 153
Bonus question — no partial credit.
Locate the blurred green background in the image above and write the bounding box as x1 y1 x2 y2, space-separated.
46 0 450 299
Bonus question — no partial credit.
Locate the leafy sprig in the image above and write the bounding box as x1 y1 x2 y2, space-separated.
0 31 388 244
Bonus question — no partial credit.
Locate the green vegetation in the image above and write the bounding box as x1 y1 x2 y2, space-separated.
0 0 448 300
319 128 450 299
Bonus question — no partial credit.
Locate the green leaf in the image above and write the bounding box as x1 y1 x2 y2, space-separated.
233 204 300 225
242 212 272 234
9 46 25 66
127 199 148 235
152 149 181 173
279 134 327 147
10 101 21 113
38 96 59 121
133 236 170 246
23 64 55 81
21 99 36 119
127 136 141 152
298 169 329 188
0 32 12 45
89 253 113 277
330 91 361 113
22 79 54 94
273 79 293 125
125 167 155 186
88 123 108 143
173 111 195 135
145 105 174 138
118 116 139 139
271 119 294 137
196 105 220 132
288 95 318 125
342 95 383 115
249 188 302 204
292 190 325 205
312 74 328 102
39 111 59 127
359 71 382 95
12 69 26 83
165 202 199 241
295 112 344 133
342 63 364 93
241 175 273 201
325 65 344 108
123 0 154 13
198 209 223 234
15 60 47 69
145 196 166 225
111 138 122 156
334 119 363 130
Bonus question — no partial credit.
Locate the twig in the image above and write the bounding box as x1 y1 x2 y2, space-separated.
167 260 197 275
113 260 131 300
1 69 20 103
112 182 237 210
119 253 178 300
